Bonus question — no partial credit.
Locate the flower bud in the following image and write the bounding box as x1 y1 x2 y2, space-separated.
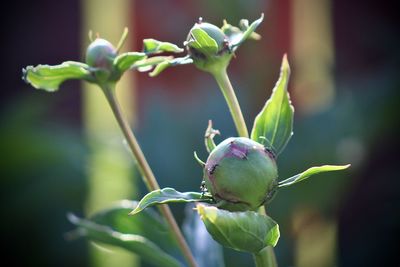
204 137 278 211
185 20 232 73
190 21 227 51
85 38 117 70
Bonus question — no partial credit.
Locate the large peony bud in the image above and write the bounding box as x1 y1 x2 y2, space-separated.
204 137 278 211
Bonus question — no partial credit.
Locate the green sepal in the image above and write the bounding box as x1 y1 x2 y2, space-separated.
22 61 92 92
222 20 260 49
113 52 146 73
193 151 206 167
143 39 184 54
130 188 213 215
116 27 129 53
197 204 280 253
227 14 264 50
250 55 293 156
186 27 219 56
278 164 351 188
204 120 220 153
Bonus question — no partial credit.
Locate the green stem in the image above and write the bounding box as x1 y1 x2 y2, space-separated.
256 206 278 267
212 68 249 138
212 69 278 267
253 247 278 267
101 83 197 267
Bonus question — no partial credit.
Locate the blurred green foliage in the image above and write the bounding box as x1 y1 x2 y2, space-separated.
0 94 88 267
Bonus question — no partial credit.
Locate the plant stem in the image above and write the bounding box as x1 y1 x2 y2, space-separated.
253 247 278 267
101 84 197 267
212 70 278 267
212 68 249 138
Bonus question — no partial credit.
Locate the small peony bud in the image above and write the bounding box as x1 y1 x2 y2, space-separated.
185 20 232 73
204 137 278 211
190 22 227 51
85 38 117 70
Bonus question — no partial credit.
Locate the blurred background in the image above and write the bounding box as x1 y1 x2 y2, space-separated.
1 0 399 266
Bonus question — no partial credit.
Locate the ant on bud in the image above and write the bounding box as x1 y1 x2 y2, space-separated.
200 180 208 197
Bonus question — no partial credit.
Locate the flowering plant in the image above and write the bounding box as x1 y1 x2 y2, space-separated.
23 14 349 267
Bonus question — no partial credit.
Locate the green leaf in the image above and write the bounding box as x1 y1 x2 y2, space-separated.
187 27 219 56
197 204 280 253
143 39 184 54
113 52 146 73
278 164 351 188
250 55 293 155
89 200 182 255
183 204 225 267
231 14 264 48
130 188 213 215
133 56 174 72
204 120 220 153
22 61 91 92
221 22 242 46
68 216 182 267
149 56 193 77
149 60 172 77
222 19 261 48
68 200 183 267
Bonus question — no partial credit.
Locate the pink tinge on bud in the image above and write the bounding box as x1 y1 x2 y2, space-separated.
228 142 248 159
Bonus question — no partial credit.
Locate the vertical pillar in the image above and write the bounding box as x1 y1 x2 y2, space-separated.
291 0 335 114
81 1 138 266
291 2 337 265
